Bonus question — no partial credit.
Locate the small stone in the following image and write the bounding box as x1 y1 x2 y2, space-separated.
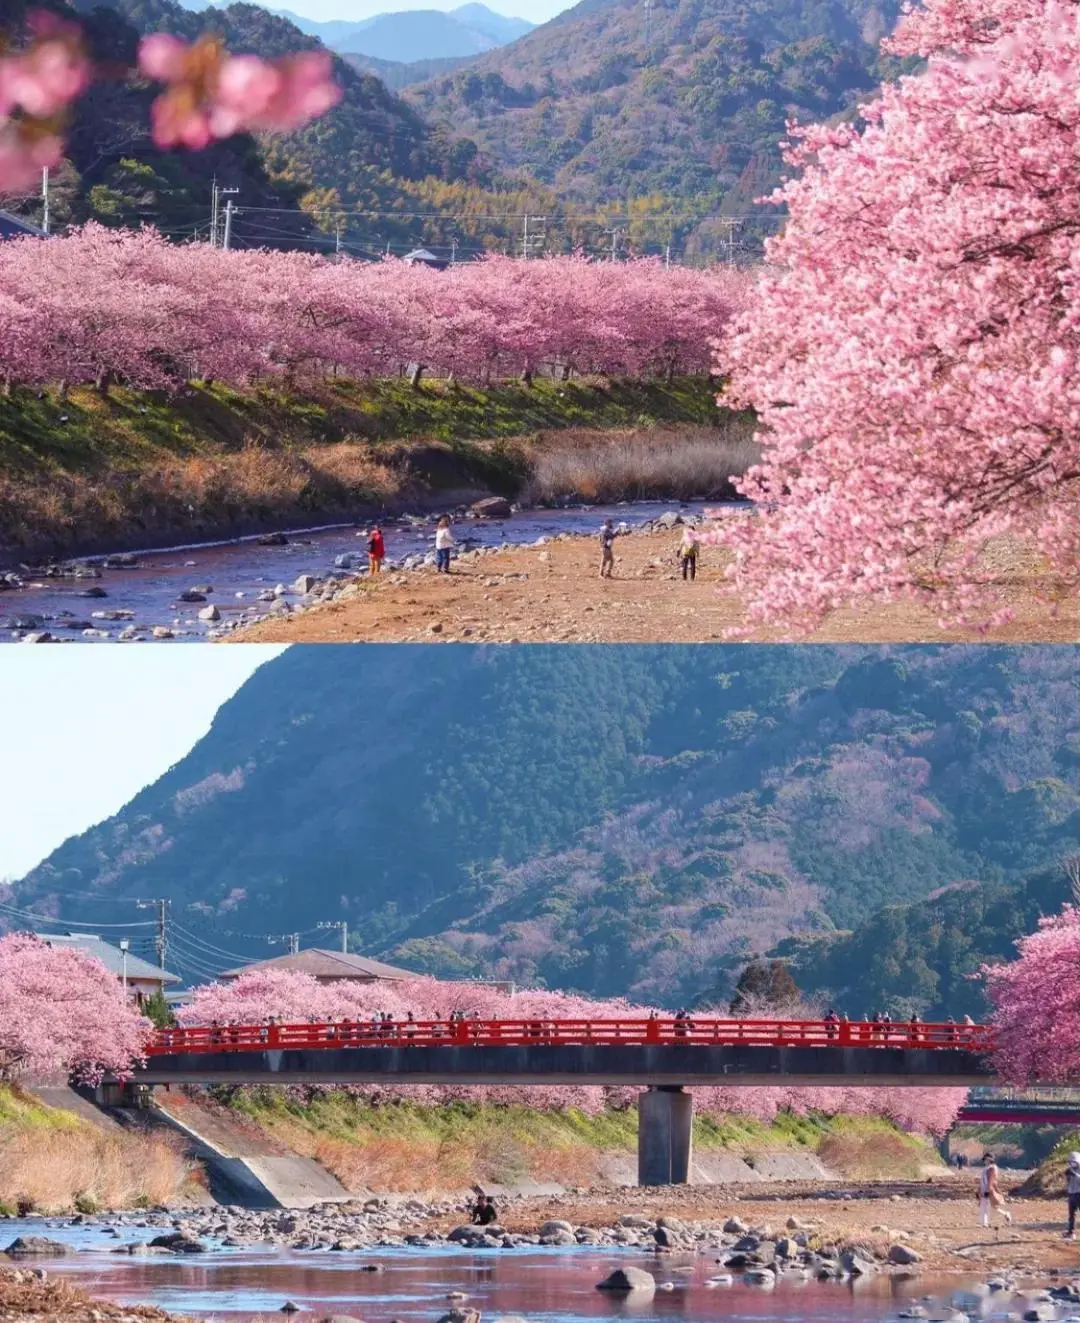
430 622 443 634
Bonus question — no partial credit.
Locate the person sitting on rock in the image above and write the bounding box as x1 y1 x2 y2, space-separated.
477 1196 498 1226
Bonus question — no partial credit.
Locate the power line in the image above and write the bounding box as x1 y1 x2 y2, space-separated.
0 902 157 931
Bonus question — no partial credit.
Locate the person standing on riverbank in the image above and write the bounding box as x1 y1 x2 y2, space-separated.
435 517 455 573
1065 1152 1080 1239
978 1153 1012 1228
599 519 617 578
367 526 385 576
678 526 699 581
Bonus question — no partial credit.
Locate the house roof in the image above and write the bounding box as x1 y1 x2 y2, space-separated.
0 211 46 240
36 933 181 984
221 948 415 981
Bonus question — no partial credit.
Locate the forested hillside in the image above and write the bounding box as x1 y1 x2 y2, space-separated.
8 646 1077 1007
406 0 909 253
2 0 493 251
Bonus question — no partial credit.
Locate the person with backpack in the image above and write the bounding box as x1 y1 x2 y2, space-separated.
599 519 617 578
367 526 385 576
1065 1152 1080 1239
678 525 699 581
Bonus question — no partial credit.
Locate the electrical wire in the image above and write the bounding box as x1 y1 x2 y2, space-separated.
0 901 157 930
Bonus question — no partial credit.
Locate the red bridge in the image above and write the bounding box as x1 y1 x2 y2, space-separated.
126 1016 997 1187
145 1016 994 1056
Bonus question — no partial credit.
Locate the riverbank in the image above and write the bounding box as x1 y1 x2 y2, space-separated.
235 525 1079 645
0 376 742 558
0 1268 185 1323
0 1087 194 1215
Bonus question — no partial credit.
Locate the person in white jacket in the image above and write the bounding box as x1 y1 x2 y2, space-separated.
978 1153 1012 1228
1065 1151 1080 1239
434 517 455 574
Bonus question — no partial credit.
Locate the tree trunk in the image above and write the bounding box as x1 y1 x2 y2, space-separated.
95 370 112 398
521 368 533 387
57 380 69 401
408 362 424 389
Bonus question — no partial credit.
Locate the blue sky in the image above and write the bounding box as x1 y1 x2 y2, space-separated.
0 647 285 882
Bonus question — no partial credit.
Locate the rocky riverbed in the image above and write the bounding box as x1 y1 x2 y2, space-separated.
234 524 1078 645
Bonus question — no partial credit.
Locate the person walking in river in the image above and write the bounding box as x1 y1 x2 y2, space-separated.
1065 1151 1080 1239
435 517 455 573
599 519 617 578
367 526 385 576
978 1153 1012 1228
678 525 699 581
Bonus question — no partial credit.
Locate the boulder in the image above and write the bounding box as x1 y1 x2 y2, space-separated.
723 1217 748 1234
294 574 319 595
774 1238 799 1259
840 1250 876 1277
655 510 684 529
888 1244 922 1266
596 1268 656 1294
149 1232 207 1253
197 604 221 622
540 1229 576 1246
4 1237 71 1257
619 1214 652 1228
470 497 512 519
538 1220 574 1237
1024 1308 1057 1323
257 532 289 546
79 586 108 598
177 590 206 603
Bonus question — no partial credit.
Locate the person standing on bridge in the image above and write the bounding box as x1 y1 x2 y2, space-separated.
1064 1152 1080 1239
978 1153 1012 1228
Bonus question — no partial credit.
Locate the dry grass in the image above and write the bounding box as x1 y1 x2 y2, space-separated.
0 443 399 552
520 423 759 503
0 1124 192 1213
817 1131 936 1181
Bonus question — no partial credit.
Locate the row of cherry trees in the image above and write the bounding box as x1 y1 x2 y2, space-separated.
0 225 748 393
178 968 966 1134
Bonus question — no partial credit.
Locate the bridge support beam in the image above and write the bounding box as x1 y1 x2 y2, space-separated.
638 1086 693 1186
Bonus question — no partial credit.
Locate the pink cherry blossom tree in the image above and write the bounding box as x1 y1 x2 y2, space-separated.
0 933 152 1084
708 0 1080 632
0 11 340 192
985 905 1080 1085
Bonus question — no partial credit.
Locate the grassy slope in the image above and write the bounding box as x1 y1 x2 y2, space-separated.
0 1085 192 1213
223 1092 942 1191
0 376 721 555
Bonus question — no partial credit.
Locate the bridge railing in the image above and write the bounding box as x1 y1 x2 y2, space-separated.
144 1017 994 1057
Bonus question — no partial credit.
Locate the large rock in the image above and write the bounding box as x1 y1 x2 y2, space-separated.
723 1217 748 1234
1024 1307 1057 1323
887 1244 922 1266
596 1268 656 1294
149 1232 207 1253
538 1220 574 1237
4 1237 71 1257
294 574 319 595
197 604 220 622
840 1250 877 1277
436 1310 481 1323
470 497 512 519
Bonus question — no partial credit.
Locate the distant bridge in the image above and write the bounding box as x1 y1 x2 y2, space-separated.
956 1097 1080 1126
125 1017 996 1184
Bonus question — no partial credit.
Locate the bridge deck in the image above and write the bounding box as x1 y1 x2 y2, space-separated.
133 1019 995 1087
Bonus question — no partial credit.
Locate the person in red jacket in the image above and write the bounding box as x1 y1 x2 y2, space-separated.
367 526 385 575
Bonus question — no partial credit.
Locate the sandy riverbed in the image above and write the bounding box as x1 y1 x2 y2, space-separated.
233 529 1079 645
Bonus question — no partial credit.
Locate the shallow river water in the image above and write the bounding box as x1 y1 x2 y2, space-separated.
0 500 714 644
3 1223 995 1323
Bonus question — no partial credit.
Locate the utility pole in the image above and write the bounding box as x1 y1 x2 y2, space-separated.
335 221 343 258
223 198 236 251
718 217 739 266
664 241 671 269
137 898 170 970
521 213 529 259
210 177 218 247
644 0 652 46
317 921 348 953
450 237 458 265
41 168 50 235
289 933 300 956
605 226 623 262
119 937 129 996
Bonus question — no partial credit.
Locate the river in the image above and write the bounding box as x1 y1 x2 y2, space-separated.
2 1220 994 1322
0 500 715 644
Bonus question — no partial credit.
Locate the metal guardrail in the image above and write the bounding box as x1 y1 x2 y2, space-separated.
145 1017 994 1057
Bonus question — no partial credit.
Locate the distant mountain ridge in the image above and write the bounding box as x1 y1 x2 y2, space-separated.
9 646 1077 1008
258 3 534 61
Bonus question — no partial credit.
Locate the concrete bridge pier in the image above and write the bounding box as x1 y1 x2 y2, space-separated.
638 1085 693 1185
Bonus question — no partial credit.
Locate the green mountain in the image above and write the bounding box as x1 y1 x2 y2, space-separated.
4 0 489 249
9 646 1077 1007
405 0 909 254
